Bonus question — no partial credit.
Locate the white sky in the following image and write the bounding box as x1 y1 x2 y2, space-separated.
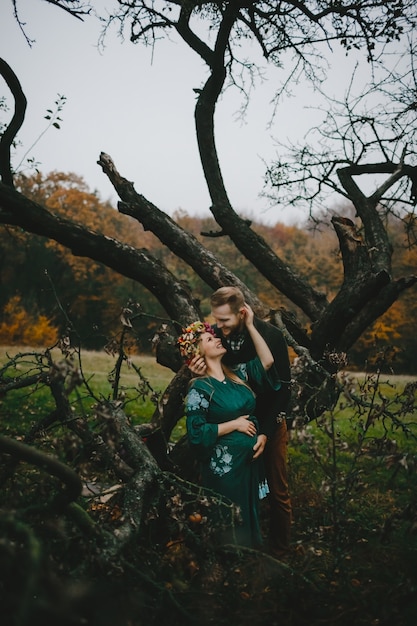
0 1 381 225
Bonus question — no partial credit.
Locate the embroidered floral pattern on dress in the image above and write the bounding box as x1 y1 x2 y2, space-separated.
186 388 209 412
209 444 233 476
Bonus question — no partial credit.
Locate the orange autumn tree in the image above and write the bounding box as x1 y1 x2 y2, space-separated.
3 172 168 350
0 294 58 346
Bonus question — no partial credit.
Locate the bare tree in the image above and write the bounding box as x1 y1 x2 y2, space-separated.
1 0 417 423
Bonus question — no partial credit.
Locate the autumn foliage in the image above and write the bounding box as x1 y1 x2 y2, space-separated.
0 294 58 346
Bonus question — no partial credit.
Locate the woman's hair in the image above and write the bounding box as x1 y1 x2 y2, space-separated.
177 321 215 362
210 286 245 315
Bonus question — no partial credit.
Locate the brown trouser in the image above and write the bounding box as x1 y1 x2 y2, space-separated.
264 419 292 554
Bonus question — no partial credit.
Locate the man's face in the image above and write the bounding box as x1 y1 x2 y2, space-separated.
211 303 243 338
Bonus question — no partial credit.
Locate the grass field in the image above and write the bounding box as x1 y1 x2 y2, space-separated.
0 346 179 437
1 345 416 438
0 346 174 388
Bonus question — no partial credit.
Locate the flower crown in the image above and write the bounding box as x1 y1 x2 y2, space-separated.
177 321 216 361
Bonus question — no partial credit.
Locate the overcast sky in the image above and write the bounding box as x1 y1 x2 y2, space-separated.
1 1 375 225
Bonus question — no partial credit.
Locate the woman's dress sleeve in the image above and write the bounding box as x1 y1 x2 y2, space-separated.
234 357 282 394
185 382 218 459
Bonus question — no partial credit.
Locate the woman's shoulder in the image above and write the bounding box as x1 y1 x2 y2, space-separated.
186 377 214 411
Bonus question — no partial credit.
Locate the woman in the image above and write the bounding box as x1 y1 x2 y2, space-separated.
178 304 282 547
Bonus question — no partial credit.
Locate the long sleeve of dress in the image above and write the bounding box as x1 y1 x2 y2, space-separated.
234 356 282 395
185 383 218 460
233 356 284 439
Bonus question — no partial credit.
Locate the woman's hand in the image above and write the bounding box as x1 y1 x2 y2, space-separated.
242 302 274 371
234 415 257 437
188 354 207 376
241 303 254 328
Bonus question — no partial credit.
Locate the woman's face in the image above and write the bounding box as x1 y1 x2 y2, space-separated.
198 332 226 359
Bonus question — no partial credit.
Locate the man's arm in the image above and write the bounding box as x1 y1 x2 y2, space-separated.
253 318 292 437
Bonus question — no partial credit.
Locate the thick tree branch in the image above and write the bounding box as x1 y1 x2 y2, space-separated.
337 163 402 276
176 5 213 65
147 364 192 468
0 434 82 509
94 402 161 550
337 274 417 352
190 8 330 322
0 58 27 187
0 182 200 326
308 216 392 358
308 214 416 358
98 152 265 312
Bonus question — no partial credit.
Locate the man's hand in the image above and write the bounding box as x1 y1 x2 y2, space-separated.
252 434 267 459
188 354 207 376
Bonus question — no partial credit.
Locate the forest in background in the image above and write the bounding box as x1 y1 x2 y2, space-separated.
1 170 416 374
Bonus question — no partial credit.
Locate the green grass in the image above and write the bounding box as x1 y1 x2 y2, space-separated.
0 345 176 436
1 346 415 447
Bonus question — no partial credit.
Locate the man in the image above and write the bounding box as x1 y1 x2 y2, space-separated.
190 286 292 558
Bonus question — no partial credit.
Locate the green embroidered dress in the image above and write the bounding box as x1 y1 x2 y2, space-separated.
185 358 281 547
